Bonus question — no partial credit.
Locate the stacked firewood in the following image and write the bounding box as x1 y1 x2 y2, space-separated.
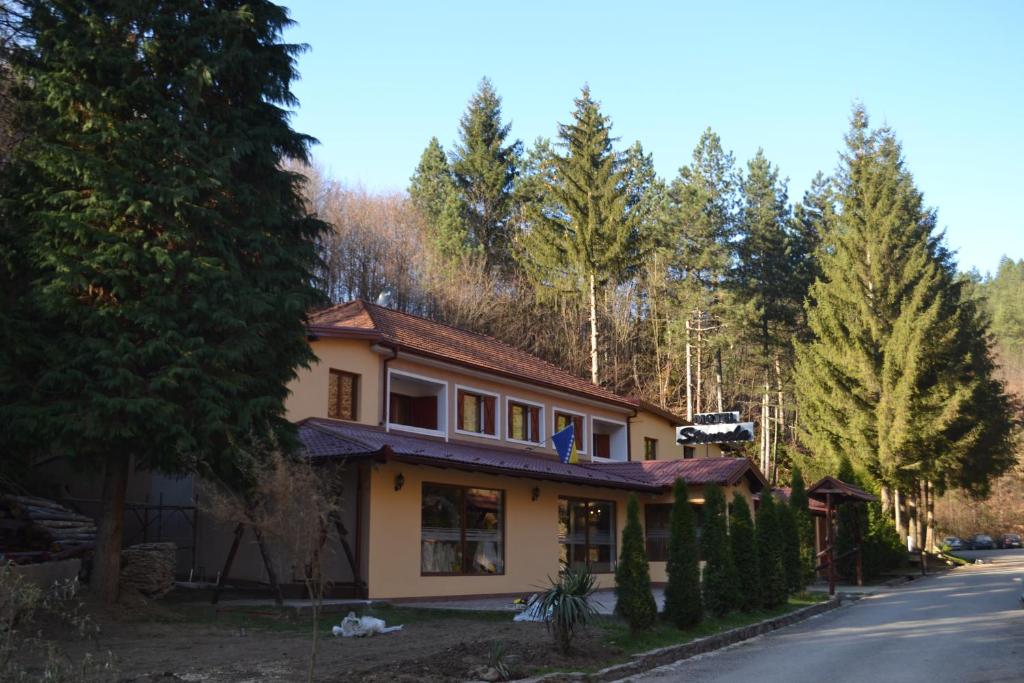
0 494 97 561
120 542 176 597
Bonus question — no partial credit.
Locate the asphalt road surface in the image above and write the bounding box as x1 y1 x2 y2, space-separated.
630 549 1024 683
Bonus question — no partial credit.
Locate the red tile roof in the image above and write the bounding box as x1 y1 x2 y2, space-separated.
307 300 635 409
806 476 877 503
298 418 766 493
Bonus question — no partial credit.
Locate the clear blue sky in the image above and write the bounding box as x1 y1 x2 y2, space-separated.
282 0 1022 275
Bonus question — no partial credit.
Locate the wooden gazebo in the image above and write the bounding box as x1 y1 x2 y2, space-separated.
807 476 877 596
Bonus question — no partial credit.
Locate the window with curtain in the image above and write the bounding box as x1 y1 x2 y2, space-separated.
328 370 358 420
421 483 504 575
558 498 616 573
644 437 658 461
508 401 541 443
554 411 584 450
644 502 704 561
458 389 496 435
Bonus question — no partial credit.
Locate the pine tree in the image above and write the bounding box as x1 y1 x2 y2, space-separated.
615 494 657 631
663 478 702 628
729 492 761 611
788 467 816 586
756 489 788 608
700 485 739 616
519 87 640 384
450 78 521 271
794 105 1015 511
409 137 472 261
0 0 325 602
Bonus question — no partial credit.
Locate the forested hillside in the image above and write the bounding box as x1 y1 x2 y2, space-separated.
296 80 1020 533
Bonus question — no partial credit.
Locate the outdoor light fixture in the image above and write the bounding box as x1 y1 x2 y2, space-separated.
394 473 405 491
531 486 540 501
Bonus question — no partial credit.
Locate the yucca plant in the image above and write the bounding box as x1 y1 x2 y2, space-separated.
538 566 598 654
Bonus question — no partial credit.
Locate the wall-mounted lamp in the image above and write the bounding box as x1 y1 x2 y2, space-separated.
394 473 405 491
531 486 540 502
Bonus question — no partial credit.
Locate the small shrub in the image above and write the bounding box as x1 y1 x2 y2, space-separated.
487 640 510 681
538 566 598 654
729 492 760 611
663 478 702 628
615 494 657 632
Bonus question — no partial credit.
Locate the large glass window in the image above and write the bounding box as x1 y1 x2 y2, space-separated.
328 370 358 421
645 503 704 562
421 484 504 575
458 389 497 436
558 498 616 573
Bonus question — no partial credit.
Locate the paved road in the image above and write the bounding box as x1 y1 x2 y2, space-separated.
631 549 1024 683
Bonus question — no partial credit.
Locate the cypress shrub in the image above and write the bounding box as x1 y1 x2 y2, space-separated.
778 502 804 594
729 492 761 610
756 489 788 608
788 467 817 586
835 457 867 581
615 494 657 632
700 485 739 616
663 478 702 628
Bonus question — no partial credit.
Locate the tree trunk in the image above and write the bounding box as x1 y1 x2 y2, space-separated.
589 272 599 385
773 353 783 484
715 349 724 413
93 452 131 603
695 310 703 414
895 488 906 545
761 372 771 475
685 319 693 421
926 481 936 553
880 485 892 517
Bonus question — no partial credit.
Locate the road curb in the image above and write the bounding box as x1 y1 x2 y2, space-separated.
515 597 844 683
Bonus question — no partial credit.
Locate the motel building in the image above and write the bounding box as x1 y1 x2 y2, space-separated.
255 300 768 601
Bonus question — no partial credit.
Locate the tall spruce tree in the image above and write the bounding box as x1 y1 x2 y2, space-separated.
519 87 640 384
788 467 816 585
794 105 1015 516
663 478 703 628
0 0 325 601
409 137 471 261
729 492 761 610
756 490 788 608
700 485 739 616
450 78 521 271
615 494 657 632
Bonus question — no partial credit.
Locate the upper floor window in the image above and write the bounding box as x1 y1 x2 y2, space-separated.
592 417 627 461
388 370 447 435
507 399 542 443
644 437 658 461
553 411 585 452
457 388 497 437
683 446 696 460
328 370 358 421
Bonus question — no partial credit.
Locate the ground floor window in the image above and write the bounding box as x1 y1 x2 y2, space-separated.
421 483 504 575
644 503 703 561
558 498 616 573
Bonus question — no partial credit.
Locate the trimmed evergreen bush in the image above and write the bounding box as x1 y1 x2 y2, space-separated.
615 494 657 632
778 501 803 594
756 489 788 608
700 485 739 616
835 457 867 581
729 492 760 610
663 478 702 628
788 467 817 586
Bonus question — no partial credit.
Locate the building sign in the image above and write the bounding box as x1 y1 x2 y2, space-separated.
676 412 754 445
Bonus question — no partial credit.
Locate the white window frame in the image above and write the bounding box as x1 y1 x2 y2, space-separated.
453 383 501 440
504 395 546 446
551 406 588 456
590 416 629 463
386 368 448 439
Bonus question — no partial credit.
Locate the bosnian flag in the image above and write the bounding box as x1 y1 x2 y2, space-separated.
552 423 578 465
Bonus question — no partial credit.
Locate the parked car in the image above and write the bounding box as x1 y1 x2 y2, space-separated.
1000 533 1022 549
970 534 996 550
941 536 964 551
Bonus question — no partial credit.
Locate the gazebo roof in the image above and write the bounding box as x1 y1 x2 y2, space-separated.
806 476 877 504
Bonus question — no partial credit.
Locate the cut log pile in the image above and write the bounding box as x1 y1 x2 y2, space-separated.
0 494 97 562
120 542 176 598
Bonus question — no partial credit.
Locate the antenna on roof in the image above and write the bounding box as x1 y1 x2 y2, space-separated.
375 288 394 308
